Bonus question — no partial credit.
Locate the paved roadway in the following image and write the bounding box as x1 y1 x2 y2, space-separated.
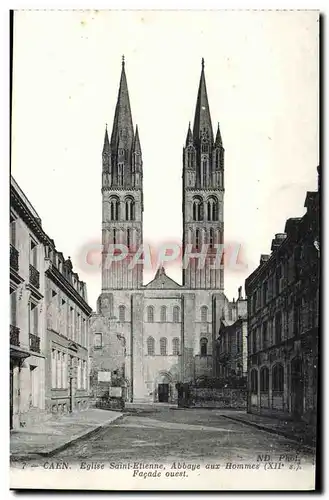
53 408 314 466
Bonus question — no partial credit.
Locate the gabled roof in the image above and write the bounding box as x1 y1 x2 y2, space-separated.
144 266 181 289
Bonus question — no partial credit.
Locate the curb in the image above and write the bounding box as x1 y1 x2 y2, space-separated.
10 413 124 461
222 415 316 451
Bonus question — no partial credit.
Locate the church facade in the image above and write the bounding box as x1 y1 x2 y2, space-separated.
93 59 230 403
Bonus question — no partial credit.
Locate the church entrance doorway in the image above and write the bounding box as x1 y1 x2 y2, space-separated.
158 383 169 403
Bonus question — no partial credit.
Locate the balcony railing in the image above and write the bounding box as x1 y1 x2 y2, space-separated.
29 264 40 289
29 333 40 353
10 325 20 346
10 245 19 272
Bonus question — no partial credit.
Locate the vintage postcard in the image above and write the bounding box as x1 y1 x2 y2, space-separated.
9 9 319 491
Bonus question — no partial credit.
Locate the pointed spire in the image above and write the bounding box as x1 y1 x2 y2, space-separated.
133 125 141 153
215 123 223 147
103 124 110 153
192 58 213 143
185 122 193 146
110 56 134 151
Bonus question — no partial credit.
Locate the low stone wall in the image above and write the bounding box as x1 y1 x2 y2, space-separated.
189 387 247 409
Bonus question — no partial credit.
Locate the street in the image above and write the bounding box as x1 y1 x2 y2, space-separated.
51 408 314 466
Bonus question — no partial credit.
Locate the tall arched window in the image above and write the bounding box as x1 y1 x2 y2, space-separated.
195 229 201 250
113 228 117 245
127 228 131 249
160 306 167 322
109 197 120 221
272 364 284 392
209 228 214 248
201 141 209 154
160 337 167 356
260 366 269 392
200 337 208 357
173 306 180 323
147 336 155 356
202 158 208 187
187 146 194 169
125 197 135 221
251 369 258 393
207 197 218 221
118 163 124 186
192 197 203 221
201 305 208 322
147 306 154 323
119 305 126 322
172 337 180 355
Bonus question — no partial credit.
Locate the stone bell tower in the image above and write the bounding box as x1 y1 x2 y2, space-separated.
182 59 225 291
101 57 143 293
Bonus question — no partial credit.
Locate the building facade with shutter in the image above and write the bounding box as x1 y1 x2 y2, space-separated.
92 58 233 403
245 169 319 423
10 177 92 429
45 252 92 415
10 178 49 429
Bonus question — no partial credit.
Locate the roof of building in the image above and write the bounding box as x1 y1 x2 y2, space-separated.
144 266 181 289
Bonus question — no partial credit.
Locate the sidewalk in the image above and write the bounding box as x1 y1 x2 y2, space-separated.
10 408 123 461
221 410 316 448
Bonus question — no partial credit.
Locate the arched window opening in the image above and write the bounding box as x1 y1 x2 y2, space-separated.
202 159 208 187
113 228 117 245
251 369 258 393
173 306 180 323
172 337 180 356
260 366 269 392
209 228 214 248
193 203 197 221
207 201 212 221
118 163 124 186
187 147 194 169
160 337 167 356
207 198 218 221
125 198 135 221
201 305 208 323
147 306 154 323
147 336 155 356
119 305 126 322
195 229 201 250
200 337 208 357
192 197 203 221
110 197 119 221
212 200 218 221
160 306 167 322
127 228 131 249
201 141 209 154
272 364 284 392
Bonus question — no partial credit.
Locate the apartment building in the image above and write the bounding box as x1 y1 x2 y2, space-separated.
10 178 49 429
245 168 319 424
10 177 92 428
45 252 92 414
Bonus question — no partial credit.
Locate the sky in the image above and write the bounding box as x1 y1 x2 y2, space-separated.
11 10 319 311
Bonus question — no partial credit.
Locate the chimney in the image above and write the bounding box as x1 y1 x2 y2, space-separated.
238 286 242 300
271 233 287 252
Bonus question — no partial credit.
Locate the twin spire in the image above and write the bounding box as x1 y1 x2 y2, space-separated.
103 57 223 156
